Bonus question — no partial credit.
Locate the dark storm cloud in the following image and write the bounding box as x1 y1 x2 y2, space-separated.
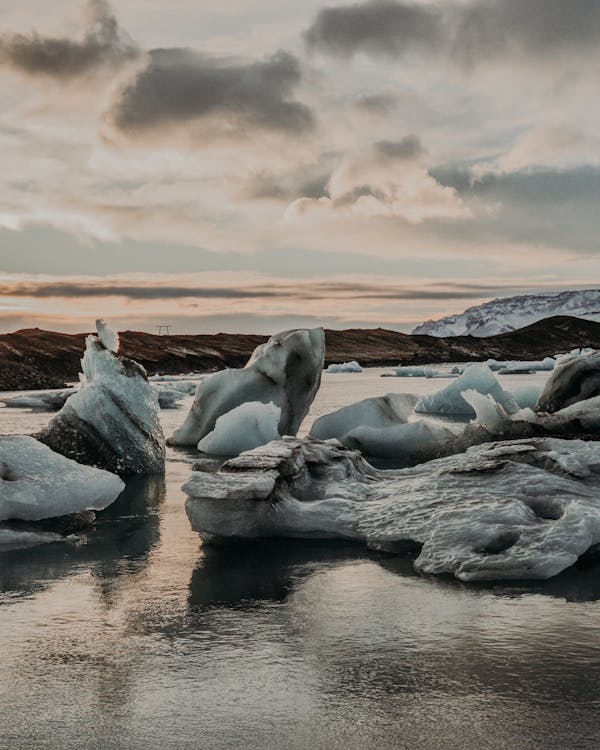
0 1 138 78
431 165 600 253
304 1 442 58
374 135 423 160
354 93 398 114
305 0 600 63
108 48 314 135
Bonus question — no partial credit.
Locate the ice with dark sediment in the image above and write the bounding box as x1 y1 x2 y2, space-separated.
0 434 124 549
172 328 325 447
536 349 600 413
37 320 165 477
183 436 600 582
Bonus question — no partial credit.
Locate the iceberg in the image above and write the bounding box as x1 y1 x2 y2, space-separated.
152 385 187 409
0 435 124 524
416 363 519 416
340 420 459 462
198 401 282 456
537 350 600 413
326 361 363 373
37 320 165 477
497 357 555 375
1 388 76 411
309 393 454 461
310 393 418 440
172 328 325 447
183 436 600 582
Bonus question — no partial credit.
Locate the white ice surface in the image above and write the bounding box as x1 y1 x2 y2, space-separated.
198 401 282 456
184 436 600 582
0 435 124 522
416 363 519 416
96 319 119 353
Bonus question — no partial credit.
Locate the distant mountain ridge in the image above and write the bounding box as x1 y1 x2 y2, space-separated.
3 315 600 391
412 289 600 337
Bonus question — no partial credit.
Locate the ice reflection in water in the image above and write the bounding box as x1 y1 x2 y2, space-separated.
1 369 599 749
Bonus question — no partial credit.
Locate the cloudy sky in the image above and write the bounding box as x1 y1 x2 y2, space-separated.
1 0 600 334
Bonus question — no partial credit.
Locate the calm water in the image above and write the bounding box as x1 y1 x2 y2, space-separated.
1 368 600 750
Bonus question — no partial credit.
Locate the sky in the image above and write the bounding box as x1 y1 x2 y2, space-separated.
1 0 600 334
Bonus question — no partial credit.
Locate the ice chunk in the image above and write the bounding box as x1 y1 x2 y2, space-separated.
326 361 363 373
497 357 555 375
416 363 519 416
310 393 455 464
96 318 119 353
37 325 165 476
172 328 324 446
537 350 600 413
388 365 442 378
152 385 186 409
184 436 600 582
0 388 76 411
342 420 458 461
0 435 124 522
511 382 543 410
310 393 418 440
198 401 281 456
309 394 453 462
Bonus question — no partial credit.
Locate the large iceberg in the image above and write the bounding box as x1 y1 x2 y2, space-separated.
183 436 600 582
416 363 519 416
37 320 165 477
0 435 124 524
172 328 325 447
198 401 282 456
537 350 600 413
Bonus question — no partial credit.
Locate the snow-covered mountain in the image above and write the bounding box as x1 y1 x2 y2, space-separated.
412 289 600 337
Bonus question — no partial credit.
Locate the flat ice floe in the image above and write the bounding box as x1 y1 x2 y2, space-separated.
0 435 124 523
0 388 76 411
326 361 363 373
37 320 165 476
172 328 324 447
184 436 600 582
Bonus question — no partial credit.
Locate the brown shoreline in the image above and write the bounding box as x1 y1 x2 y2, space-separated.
1 315 600 391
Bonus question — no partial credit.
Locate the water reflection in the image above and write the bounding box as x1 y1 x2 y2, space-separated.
0 475 165 597
188 540 371 609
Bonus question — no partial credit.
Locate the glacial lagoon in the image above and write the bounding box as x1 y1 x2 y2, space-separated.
1 368 599 749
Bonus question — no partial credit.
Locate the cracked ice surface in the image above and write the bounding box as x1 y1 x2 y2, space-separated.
184 436 600 582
